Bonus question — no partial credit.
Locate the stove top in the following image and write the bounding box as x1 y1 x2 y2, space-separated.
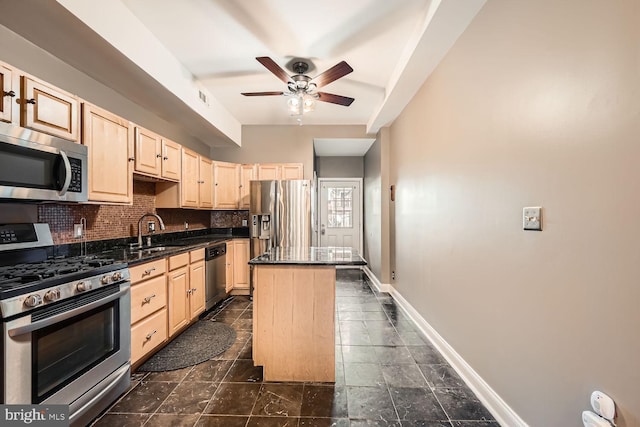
0 256 118 287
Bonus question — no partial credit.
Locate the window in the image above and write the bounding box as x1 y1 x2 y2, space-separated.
327 187 353 228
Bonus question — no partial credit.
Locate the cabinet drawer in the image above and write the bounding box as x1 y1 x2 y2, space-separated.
190 248 205 263
131 308 168 365
129 259 166 283
131 275 167 324
168 252 189 271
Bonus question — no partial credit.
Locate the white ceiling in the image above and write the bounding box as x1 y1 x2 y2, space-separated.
0 0 487 150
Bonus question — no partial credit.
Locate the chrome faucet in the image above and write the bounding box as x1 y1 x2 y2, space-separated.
137 213 166 248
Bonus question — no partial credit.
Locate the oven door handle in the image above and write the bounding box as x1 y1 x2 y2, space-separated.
8 287 129 337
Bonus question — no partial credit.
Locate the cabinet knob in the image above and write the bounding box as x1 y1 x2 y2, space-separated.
156 154 162 158
128 157 135 162
3 90 15 98
163 156 168 160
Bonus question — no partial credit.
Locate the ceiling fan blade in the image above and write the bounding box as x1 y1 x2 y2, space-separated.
317 92 355 106
256 57 291 84
311 61 354 88
241 91 284 96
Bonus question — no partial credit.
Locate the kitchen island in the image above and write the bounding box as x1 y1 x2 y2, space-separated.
249 247 366 382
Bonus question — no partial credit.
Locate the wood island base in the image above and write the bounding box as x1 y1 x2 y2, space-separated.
252 264 335 382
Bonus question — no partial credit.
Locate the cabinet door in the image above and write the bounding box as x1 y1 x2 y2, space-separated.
134 126 162 176
239 164 257 209
257 164 280 180
181 148 199 208
168 266 189 337
281 163 304 180
199 157 214 209
21 76 79 141
82 103 133 204
189 259 206 319
161 139 181 181
213 161 240 209
233 239 250 291
225 241 235 293
0 63 15 123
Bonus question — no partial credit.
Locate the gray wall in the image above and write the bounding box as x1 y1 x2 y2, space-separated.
385 0 640 425
0 25 210 156
315 156 364 178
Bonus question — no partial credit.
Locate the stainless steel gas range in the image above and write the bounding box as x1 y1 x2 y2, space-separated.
0 223 131 427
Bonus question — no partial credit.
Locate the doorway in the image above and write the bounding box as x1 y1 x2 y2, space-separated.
318 178 362 253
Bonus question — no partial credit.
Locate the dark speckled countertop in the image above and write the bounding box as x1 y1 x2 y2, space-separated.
249 246 366 266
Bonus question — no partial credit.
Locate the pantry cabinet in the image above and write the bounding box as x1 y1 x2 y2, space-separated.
82 103 134 204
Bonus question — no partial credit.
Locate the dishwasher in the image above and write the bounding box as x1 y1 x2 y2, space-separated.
205 243 227 310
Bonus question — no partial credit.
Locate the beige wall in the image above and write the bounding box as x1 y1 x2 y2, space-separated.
212 125 371 181
387 0 640 425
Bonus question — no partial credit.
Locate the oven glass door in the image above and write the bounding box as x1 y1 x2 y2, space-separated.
32 299 120 403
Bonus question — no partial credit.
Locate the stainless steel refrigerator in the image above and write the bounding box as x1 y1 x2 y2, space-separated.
249 180 312 258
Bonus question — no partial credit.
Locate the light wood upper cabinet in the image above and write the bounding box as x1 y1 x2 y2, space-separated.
82 103 134 204
281 163 304 180
134 126 162 176
239 164 257 209
20 75 80 141
180 148 200 208
257 163 304 180
199 156 214 209
0 63 15 123
213 161 240 209
257 163 280 180
161 139 181 181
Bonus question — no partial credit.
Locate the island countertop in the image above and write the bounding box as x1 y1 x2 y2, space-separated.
249 246 367 266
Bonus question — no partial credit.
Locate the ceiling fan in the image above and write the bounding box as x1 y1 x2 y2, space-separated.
241 57 355 113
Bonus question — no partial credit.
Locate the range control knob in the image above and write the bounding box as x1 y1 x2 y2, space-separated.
111 272 123 282
101 275 111 285
76 282 93 292
44 289 61 302
24 294 43 308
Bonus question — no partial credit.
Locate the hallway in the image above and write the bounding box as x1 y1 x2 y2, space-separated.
92 269 497 426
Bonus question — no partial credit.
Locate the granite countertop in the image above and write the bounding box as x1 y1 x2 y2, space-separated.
54 228 250 266
249 246 367 266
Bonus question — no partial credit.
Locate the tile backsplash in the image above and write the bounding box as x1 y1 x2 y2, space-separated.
37 181 249 245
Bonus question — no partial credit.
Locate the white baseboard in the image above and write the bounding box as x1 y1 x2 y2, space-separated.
360 269 527 427
361 266 391 293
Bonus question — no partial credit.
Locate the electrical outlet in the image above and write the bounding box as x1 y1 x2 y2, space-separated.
73 224 83 238
242 219 248 227
148 221 155 233
392 271 396 280
184 222 189 230
523 207 542 231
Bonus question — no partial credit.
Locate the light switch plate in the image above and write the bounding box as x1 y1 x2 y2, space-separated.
523 207 542 231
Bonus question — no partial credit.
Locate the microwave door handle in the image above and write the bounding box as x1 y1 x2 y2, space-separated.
57 150 72 196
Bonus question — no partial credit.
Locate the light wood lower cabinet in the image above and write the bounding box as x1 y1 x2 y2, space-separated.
231 239 250 294
129 259 168 366
225 241 235 293
167 249 206 338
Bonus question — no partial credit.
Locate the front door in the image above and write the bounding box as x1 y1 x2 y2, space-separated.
319 179 362 252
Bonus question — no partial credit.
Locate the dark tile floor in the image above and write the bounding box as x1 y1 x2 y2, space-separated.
91 269 498 427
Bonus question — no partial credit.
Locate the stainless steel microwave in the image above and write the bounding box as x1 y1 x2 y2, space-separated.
0 122 87 202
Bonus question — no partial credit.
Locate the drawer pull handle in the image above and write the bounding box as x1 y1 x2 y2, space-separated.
145 330 157 341
142 267 156 277
187 289 192 295
25 98 36 105
3 90 15 98
142 294 156 304
190 288 197 293
156 154 162 158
